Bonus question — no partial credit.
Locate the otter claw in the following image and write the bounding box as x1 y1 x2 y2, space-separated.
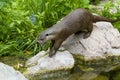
83 33 90 39
49 53 55 57
49 52 56 57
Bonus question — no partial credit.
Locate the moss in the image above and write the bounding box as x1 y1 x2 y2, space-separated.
74 54 120 66
25 69 71 80
113 72 120 80
93 75 109 80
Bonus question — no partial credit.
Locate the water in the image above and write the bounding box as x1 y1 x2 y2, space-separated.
1 56 120 80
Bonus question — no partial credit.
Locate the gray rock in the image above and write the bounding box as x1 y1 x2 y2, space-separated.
25 51 47 67
24 50 74 80
62 22 120 60
0 62 27 80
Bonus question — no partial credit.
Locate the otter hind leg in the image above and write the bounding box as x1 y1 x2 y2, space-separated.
83 23 93 39
49 40 63 57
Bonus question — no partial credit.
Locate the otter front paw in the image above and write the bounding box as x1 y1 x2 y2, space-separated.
49 51 56 57
83 33 90 39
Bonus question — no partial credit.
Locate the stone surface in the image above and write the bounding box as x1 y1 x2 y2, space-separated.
62 22 120 60
0 62 27 80
24 50 74 79
25 51 47 67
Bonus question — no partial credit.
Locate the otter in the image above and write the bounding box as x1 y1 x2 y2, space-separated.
37 8 120 57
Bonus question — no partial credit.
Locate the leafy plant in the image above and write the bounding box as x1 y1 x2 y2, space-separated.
0 0 91 57
101 1 120 31
89 0 100 5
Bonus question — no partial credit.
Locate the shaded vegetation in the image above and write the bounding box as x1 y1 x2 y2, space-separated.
0 0 120 57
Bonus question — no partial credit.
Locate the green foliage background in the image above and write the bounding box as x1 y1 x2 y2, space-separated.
0 0 120 57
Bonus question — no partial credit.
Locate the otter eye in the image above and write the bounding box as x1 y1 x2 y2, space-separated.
46 34 49 36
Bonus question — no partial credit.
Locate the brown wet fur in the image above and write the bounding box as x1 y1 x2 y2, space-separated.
38 8 120 57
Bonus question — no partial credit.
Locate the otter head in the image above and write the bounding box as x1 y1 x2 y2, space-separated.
37 30 56 46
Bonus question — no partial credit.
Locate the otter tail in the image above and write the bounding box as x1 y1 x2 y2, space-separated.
93 14 120 23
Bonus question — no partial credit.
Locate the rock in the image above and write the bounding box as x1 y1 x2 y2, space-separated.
0 62 27 80
79 71 99 80
62 22 120 61
25 51 47 67
24 50 74 80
